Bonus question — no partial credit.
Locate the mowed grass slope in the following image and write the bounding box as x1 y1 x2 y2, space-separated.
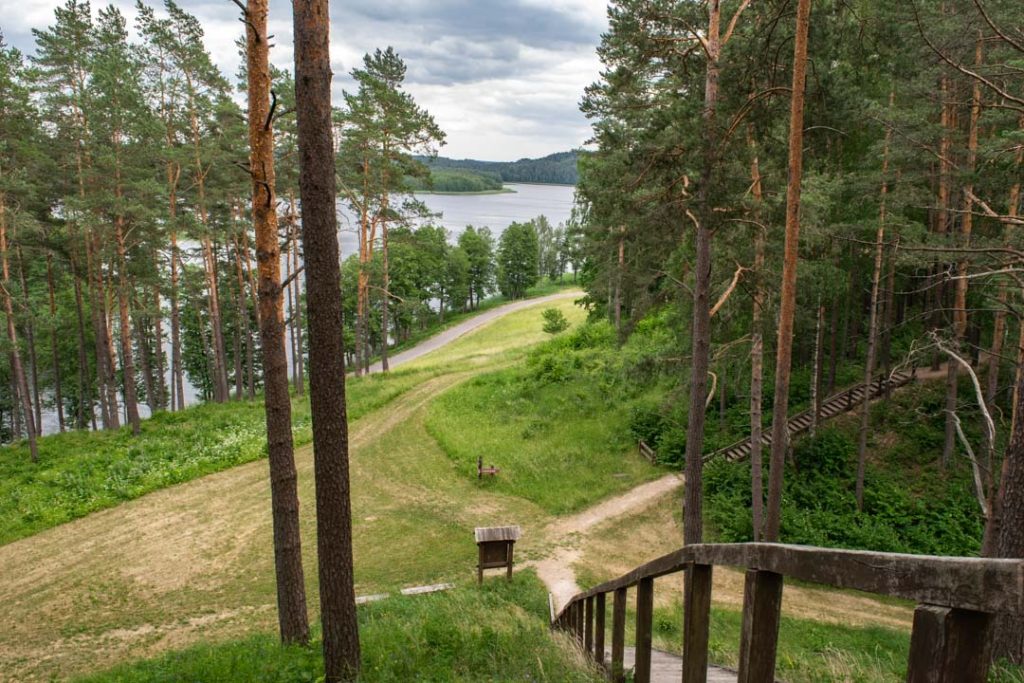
0 367 435 546
1 296 634 681
77 572 601 683
0 281 579 548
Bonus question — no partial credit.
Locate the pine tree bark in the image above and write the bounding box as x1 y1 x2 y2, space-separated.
70 262 92 429
682 0 721 548
810 300 824 438
115 216 141 435
246 0 311 644
16 246 42 432
170 230 184 411
764 0 813 542
152 282 166 411
292 0 361 676
989 363 1024 663
748 132 766 542
290 202 304 394
855 89 894 510
0 191 38 461
46 254 65 432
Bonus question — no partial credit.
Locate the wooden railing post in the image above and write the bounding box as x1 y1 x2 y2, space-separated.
906 604 992 683
683 564 713 683
737 569 784 683
584 596 594 657
595 592 606 669
575 601 584 646
611 587 627 683
635 577 654 683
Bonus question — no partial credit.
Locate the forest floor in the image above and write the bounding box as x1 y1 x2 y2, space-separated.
0 294 929 682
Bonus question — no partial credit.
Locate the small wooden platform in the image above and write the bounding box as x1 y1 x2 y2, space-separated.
619 647 738 683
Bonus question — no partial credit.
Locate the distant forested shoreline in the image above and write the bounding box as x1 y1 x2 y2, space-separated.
411 151 578 191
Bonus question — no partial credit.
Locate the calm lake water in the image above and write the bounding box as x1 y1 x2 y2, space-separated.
337 183 576 256
37 183 576 434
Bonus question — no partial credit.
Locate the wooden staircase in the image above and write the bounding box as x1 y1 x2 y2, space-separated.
704 368 915 464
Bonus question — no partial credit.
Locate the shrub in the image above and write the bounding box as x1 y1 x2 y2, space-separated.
542 307 570 334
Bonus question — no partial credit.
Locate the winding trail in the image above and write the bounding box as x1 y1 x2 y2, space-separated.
530 473 684 610
365 290 579 373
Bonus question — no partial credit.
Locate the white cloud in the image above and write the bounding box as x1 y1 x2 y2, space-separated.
1 0 608 161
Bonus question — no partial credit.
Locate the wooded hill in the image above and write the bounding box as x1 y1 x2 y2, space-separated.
573 0 1024 663
416 151 580 186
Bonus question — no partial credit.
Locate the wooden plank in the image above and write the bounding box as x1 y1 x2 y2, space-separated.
557 543 1024 616
595 592 606 669
611 587 627 683
634 577 654 683
584 595 594 656
737 569 783 683
906 604 993 683
683 564 713 683
400 583 454 596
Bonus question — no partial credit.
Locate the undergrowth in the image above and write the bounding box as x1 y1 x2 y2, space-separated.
77 571 600 683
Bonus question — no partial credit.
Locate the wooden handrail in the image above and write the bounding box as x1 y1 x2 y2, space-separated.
552 542 1024 683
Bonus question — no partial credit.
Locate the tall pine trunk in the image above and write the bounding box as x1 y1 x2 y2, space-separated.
748 130 766 542
683 0 721 548
170 231 185 411
290 201 304 394
245 0 310 644
293 0 362 674
764 0 813 542
46 254 65 432
855 89 894 510
0 191 38 461
16 246 42 432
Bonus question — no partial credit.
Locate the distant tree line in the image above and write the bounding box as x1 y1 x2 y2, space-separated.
403 168 504 193
417 151 579 186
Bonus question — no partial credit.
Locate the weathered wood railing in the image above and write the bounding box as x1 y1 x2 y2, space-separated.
552 543 1024 683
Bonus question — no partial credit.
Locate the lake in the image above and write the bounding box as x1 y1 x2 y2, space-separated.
337 182 576 256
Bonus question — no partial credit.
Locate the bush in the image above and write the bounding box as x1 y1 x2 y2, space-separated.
704 428 984 556
542 307 570 334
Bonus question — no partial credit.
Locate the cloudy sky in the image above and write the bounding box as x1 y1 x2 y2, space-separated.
1 0 607 160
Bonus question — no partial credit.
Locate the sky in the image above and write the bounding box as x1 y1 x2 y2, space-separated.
1 0 608 161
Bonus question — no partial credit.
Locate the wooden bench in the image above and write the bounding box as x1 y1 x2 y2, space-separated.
477 456 500 479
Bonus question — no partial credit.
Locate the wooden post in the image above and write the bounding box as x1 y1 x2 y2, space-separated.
506 542 514 581
595 592 606 668
611 587 627 683
635 577 654 683
584 596 594 657
683 564 713 683
737 569 784 683
575 600 585 646
906 605 992 683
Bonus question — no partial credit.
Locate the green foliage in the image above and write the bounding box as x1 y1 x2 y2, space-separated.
541 308 570 335
704 427 984 556
425 321 663 514
419 151 579 185
497 220 540 299
0 370 430 545
77 571 601 683
404 168 505 193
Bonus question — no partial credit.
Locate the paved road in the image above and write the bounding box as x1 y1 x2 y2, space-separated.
363 290 581 374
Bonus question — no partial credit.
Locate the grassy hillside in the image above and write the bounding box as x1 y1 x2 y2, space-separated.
0 280 577 547
433 312 990 557
77 572 601 683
